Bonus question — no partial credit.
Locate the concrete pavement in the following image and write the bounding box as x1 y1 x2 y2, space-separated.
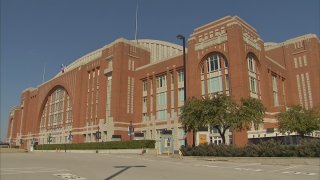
1 152 319 180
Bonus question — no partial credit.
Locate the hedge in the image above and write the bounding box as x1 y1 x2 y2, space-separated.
180 139 320 157
34 140 155 150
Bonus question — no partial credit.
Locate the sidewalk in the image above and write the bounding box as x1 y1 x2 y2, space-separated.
0 148 28 153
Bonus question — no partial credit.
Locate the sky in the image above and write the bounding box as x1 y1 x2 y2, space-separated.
0 0 319 141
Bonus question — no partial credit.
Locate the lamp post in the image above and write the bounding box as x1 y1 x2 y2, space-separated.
177 34 188 147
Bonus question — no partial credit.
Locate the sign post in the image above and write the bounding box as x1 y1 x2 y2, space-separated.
128 121 134 140
95 127 101 153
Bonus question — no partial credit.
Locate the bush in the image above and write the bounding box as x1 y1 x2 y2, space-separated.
35 140 155 150
180 139 320 157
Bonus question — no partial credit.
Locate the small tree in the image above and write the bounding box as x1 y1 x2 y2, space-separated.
180 94 266 145
238 97 266 130
277 105 320 138
180 97 206 147
205 95 266 144
203 94 238 144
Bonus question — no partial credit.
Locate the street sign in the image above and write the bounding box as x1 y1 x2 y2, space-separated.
68 135 73 141
96 131 101 139
128 126 134 136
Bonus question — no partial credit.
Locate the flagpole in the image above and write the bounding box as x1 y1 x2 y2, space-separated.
134 0 139 43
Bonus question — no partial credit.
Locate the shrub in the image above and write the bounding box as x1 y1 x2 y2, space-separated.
180 139 320 157
34 140 155 150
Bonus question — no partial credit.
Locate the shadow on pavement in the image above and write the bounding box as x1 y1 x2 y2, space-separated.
105 165 146 180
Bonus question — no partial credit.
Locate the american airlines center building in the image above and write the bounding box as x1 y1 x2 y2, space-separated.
7 16 320 150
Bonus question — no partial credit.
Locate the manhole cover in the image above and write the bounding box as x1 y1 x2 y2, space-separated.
54 173 87 179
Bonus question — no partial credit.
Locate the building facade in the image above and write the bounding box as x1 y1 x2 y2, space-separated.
7 16 320 150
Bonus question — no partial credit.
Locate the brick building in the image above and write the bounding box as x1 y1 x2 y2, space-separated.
6 16 320 150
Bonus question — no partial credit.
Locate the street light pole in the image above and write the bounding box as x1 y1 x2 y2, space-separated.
177 34 188 147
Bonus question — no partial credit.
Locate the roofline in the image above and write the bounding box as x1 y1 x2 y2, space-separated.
265 34 319 51
191 16 258 38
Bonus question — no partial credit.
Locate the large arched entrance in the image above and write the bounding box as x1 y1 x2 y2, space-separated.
39 87 73 144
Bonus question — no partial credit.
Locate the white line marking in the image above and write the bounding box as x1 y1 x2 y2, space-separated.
306 173 317 176
201 164 218 168
1 167 45 170
1 168 70 175
269 165 298 172
231 163 260 168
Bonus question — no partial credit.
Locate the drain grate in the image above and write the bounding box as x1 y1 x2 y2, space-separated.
54 173 87 179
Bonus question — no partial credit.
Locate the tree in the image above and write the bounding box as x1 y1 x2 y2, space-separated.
180 97 206 147
180 94 266 145
277 105 320 138
202 94 238 144
238 97 266 130
204 95 266 144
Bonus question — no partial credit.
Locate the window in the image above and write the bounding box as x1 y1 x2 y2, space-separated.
42 88 71 128
142 113 147 121
178 70 184 83
142 80 147 92
142 96 147 109
157 75 167 88
201 80 205 95
272 75 279 106
207 54 221 72
250 77 257 93
157 92 167 106
157 110 167 120
247 56 255 72
178 88 185 102
208 76 222 93
200 53 229 96
247 55 259 97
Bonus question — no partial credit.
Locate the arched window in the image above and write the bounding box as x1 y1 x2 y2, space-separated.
39 87 72 144
247 54 260 98
200 53 229 96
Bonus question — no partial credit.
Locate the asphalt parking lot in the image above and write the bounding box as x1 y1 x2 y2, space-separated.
1 152 319 180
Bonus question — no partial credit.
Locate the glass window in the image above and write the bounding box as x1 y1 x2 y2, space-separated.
178 88 185 102
207 54 221 72
247 56 255 72
157 110 167 120
272 75 279 106
178 70 184 83
208 76 222 93
157 92 167 106
157 75 167 88
142 80 147 92
250 77 256 93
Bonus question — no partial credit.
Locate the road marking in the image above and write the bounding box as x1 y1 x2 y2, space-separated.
235 167 262 172
231 163 260 168
1 168 70 175
282 171 318 176
2 167 45 170
269 165 298 172
54 173 87 179
201 164 218 168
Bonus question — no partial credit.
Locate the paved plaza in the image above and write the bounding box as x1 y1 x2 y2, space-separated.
1 152 319 180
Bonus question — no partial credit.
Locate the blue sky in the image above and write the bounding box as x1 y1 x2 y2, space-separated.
1 0 319 140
